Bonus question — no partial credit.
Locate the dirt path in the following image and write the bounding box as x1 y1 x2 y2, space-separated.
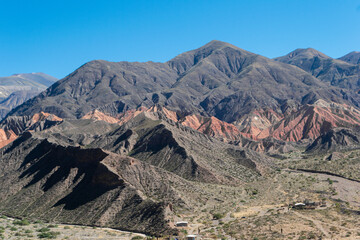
284 169 360 207
293 211 330 238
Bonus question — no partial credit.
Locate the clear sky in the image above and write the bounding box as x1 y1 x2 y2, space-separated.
1 0 360 79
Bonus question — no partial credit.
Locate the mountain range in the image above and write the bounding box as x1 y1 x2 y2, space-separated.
1 40 360 236
0 73 57 119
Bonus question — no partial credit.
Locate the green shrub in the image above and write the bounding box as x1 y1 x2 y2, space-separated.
13 219 30 225
37 227 50 233
38 231 60 239
131 236 144 240
212 213 224 220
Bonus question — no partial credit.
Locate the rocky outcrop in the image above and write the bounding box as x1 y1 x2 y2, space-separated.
235 108 283 139
0 128 17 148
257 100 360 142
306 128 360 153
0 112 63 148
82 109 121 124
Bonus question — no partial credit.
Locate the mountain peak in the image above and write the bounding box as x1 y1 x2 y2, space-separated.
277 48 330 60
202 40 234 49
167 40 254 74
339 51 360 64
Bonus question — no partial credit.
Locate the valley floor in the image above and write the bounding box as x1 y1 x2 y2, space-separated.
2 148 360 240
0 216 146 240
169 149 360 240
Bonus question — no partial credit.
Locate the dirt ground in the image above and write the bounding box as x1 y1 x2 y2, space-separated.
0 216 146 240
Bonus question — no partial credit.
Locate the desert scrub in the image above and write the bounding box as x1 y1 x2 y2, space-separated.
212 213 224 220
37 227 51 233
13 219 30 225
131 236 144 240
10 226 17 231
47 224 58 228
38 231 60 239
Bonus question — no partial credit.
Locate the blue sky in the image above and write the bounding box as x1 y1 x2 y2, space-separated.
1 0 360 79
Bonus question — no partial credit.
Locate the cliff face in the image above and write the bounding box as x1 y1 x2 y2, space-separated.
257 100 360 142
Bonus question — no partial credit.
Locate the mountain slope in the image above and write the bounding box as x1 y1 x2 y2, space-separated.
0 73 57 119
0 90 41 119
256 100 360 142
0 133 189 235
306 128 360 153
7 41 358 123
275 48 360 90
339 51 360 65
0 73 56 99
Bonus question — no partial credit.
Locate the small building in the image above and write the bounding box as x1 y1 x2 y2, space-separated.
186 235 197 240
175 221 188 227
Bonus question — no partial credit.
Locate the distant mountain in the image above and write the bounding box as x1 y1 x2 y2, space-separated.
0 73 57 119
0 72 56 98
339 51 360 65
7 41 358 123
275 48 360 90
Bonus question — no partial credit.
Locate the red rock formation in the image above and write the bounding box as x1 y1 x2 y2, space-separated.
81 100 360 144
84 106 244 141
182 115 242 141
82 109 120 124
0 129 17 148
0 112 63 149
235 108 283 139
31 111 62 123
257 100 360 142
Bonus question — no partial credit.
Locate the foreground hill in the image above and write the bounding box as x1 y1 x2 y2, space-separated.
0 108 272 234
0 133 180 235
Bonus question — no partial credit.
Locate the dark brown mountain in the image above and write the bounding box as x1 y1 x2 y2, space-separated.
339 51 360 65
0 133 183 236
306 127 360 153
275 48 360 90
7 41 359 123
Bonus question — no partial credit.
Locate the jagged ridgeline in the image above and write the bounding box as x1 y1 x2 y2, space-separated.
1 40 360 236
